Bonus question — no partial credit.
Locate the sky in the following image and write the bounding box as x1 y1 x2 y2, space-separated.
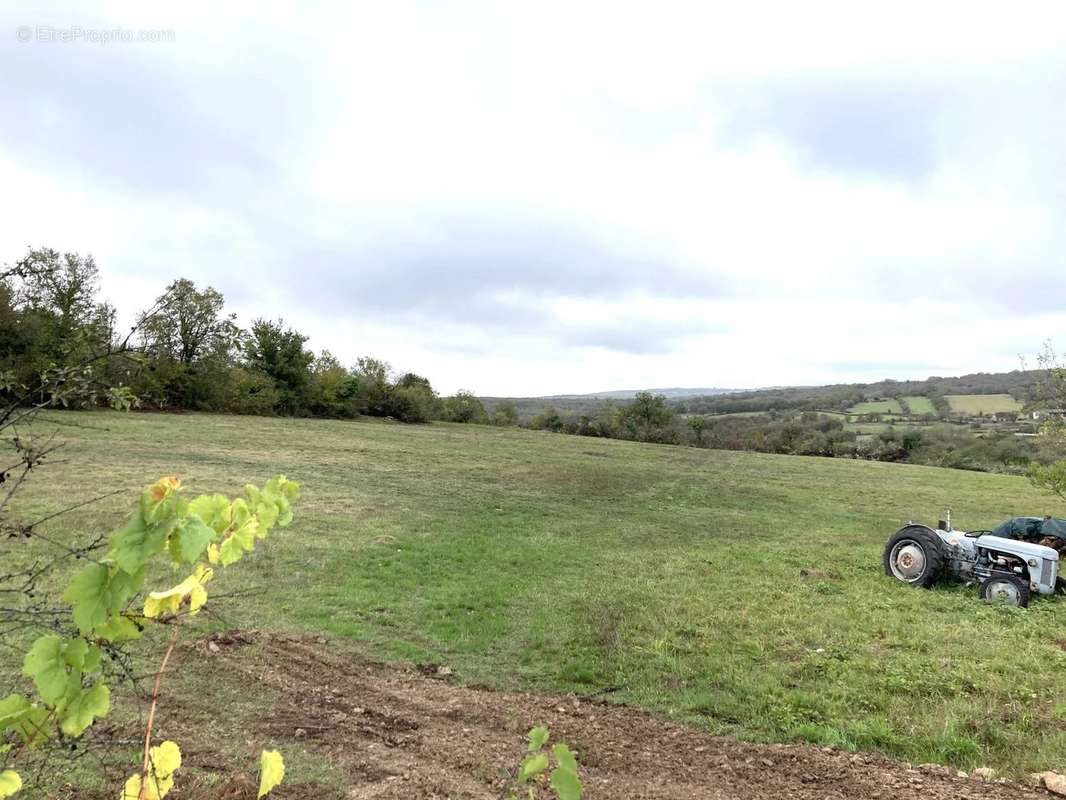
1 1 1065 396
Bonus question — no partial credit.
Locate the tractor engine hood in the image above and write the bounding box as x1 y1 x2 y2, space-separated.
976 534 1059 561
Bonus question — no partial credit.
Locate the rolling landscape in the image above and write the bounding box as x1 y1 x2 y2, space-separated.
5 408 1066 797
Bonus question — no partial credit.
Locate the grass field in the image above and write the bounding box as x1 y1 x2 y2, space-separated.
8 410 1066 777
902 396 936 415
848 399 903 415
946 394 1023 415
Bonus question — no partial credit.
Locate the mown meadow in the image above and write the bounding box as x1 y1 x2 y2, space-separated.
9 410 1066 776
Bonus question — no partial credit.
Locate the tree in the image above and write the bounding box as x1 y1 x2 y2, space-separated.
530 406 563 432
1028 342 1066 503
138 278 238 366
307 350 359 417
688 415 706 446
352 356 392 416
244 319 314 415
492 400 518 426
7 248 114 377
442 390 488 423
387 372 438 422
615 392 673 439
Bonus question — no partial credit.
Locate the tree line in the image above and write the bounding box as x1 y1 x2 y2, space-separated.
0 248 492 424
515 396 1062 474
3 246 1062 476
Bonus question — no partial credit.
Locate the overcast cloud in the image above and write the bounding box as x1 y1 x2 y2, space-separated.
2 1 1065 395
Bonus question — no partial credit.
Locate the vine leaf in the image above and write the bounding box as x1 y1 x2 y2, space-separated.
518 752 549 782
143 566 213 619
527 726 549 752
121 740 181 800
0 770 22 799
188 493 230 532
22 636 68 704
168 516 215 564
64 563 111 634
110 514 169 574
258 749 285 798
550 743 582 800
0 694 30 730
59 682 109 737
549 764 582 800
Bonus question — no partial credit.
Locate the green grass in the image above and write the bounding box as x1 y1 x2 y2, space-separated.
9 410 1066 775
848 399 903 415
946 394 1023 415
902 396 936 415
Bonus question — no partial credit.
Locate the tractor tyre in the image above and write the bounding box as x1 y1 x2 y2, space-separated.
883 526 944 588
979 574 1030 608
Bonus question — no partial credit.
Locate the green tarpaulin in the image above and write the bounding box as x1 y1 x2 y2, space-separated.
991 517 1066 542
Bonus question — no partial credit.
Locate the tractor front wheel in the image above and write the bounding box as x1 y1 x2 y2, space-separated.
883 526 944 588
979 575 1030 608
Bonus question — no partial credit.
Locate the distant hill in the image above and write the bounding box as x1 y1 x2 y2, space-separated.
539 387 741 400
481 369 1046 421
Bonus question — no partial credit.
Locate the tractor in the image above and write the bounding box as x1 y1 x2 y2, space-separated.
883 511 1061 607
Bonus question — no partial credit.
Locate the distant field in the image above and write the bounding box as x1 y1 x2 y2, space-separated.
7 410 1066 778
945 394 1023 415
848 399 902 415
901 396 936 415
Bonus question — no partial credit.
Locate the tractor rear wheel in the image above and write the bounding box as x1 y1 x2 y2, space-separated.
883 526 944 588
979 575 1030 608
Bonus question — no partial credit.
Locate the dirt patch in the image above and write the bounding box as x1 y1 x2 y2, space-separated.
800 568 841 580
154 631 1044 799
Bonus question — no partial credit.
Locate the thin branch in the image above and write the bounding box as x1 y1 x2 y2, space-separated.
138 627 179 799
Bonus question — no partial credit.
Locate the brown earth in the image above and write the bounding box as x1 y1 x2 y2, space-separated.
151 631 1049 799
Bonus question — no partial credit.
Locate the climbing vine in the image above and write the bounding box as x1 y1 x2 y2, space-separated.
0 473 300 798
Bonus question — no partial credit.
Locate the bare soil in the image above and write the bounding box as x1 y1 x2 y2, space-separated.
159 631 1047 799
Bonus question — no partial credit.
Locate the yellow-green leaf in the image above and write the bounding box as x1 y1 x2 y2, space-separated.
0 769 22 799
143 566 212 619
59 682 109 737
549 764 582 800
518 752 549 782
150 740 181 778
527 725 549 751
258 749 284 798
552 742 577 773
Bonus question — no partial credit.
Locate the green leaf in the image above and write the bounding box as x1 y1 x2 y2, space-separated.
518 752 549 783
96 615 142 642
82 645 103 673
552 742 578 774
0 695 30 730
59 682 109 737
549 764 583 800
61 638 89 669
527 725 550 752
168 516 215 564
107 565 146 611
63 563 110 634
218 534 246 566
110 514 170 574
22 635 68 704
0 770 21 799
12 706 51 747
188 493 230 533
258 749 285 798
